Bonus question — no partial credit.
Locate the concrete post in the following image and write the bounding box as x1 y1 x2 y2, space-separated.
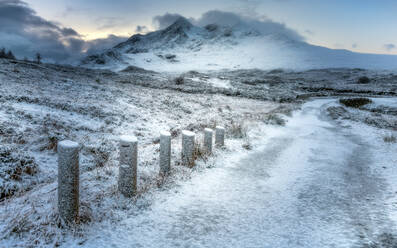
159 131 171 174
118 135 138 197
182 130 195 167
58 140 79 224
204 128 213 154
215 126 225 147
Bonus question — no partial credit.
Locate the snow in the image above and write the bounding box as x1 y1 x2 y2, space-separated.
119 135 138 143
1 58 397 247
57 98 397 247
1 58 288 247
189 77 232 89
82 20 397 72
369 97 397 108
182 130 195 137
160 131 171 137
58 140 79 149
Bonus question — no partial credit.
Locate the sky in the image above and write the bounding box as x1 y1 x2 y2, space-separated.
1 0 396 62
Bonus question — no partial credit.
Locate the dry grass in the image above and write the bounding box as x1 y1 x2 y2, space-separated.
174 76 184 85
383 134 396 143
229 121 248 138
357 76 370 84
242 136 252 150
193 143 209 163
339 98 372 108
262 113 286 126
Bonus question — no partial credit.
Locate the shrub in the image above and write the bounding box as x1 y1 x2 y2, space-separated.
0 147 38 199
383 134 396 143
193 143 208 163
263 114 286 126
339 98 372 108
357 76 370 84
229 122 247 138
242 137 252 150
175 76 184 85
90 144 110 168
268 69 284 74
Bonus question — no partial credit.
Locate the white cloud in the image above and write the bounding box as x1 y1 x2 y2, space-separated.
383 43 396 52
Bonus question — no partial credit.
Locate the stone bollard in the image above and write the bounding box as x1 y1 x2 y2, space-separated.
204 128 213 154
182 130 195 167
118 135 138 197
58 140 79 224
215 126 225 147
159 131 171 174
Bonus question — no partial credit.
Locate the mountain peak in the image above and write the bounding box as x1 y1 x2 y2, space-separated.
165 17 193 31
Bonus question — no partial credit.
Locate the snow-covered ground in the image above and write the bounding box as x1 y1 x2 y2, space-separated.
0 58 292 247
1 58 397 247
56 98 397 248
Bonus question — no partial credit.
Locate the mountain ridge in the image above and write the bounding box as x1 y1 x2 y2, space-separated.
81 18 397 72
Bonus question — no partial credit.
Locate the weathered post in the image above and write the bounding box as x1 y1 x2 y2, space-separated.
204 128 213 154
215 126 225 147
182 130 195 167
58 140 79 224
159 131 171 174
118 135 138 197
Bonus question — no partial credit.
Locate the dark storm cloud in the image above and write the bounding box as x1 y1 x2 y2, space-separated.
0 0 126 63
85 35 127 54
61 27 80 37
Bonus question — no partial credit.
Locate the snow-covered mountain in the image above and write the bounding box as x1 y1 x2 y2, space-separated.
81 17 397 72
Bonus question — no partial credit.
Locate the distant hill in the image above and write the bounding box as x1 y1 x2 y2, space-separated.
81 17 397 72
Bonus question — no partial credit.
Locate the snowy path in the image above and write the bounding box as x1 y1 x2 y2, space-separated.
73 99 396 248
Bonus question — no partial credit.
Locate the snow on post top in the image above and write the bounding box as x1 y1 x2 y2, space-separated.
120 135 138 144
182 130 195 137
216 126 225 130
58 140 79 149
204 128 213 132
160 131 171 137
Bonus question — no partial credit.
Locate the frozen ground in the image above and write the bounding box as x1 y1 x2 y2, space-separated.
60 98 397 248
0 58 397 247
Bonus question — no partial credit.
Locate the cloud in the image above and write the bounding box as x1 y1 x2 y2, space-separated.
383 43 396 52
0 0 126 63
135 25 148 33
237 0 263 18
1 1 305 63
152 13 184 30
194 10 304 41
85 35 127 54
152 10 304 41
333 43 344 49
95 17 129 31
304 29 314 36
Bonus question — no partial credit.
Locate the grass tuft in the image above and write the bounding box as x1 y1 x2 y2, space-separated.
339 98 372 108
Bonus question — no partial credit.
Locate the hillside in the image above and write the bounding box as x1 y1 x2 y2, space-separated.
81 17 397 72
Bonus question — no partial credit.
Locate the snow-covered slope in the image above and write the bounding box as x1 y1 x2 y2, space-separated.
81 17 397 72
